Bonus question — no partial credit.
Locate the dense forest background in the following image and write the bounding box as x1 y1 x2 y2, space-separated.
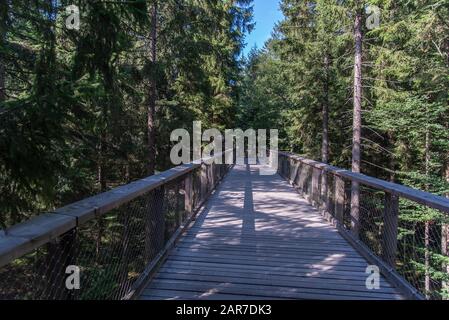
0 0 448 238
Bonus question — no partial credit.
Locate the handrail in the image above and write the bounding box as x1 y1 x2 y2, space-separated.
0 151 231 269
278 151 449 214
276 151 449 300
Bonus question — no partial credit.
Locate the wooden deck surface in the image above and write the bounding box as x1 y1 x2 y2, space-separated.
140 164 403 300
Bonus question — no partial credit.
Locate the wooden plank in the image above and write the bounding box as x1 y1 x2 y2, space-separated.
184 230 348 241
141 289 283 300
168 253 371 272
170 251 368 269
175 242 363 258
158 265 394 289
187 228 341 238
168 255 368 274
187 229 343 238
176 245 366 265
156 272 397 296
182 234 350 245
184 230 351 242
161 259 388 282
170 248 369 267
147 277 401 300
145 279 403 300
177 238 361 255
156 268 398 293
335 176 345 224
177 238 357 249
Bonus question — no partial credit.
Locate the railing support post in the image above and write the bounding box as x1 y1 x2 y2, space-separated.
382 192 399 267
279 155 282 177
334 176 345 224
298 162 307 194
351 181 361 238
184 172 193 218
282 155 287 177
290 159 299 185
312 167 321 206
209 163 215 191
200 163 208 203
175 184 182 228
287 157 293 182
269 150 278 174
323 171 331 213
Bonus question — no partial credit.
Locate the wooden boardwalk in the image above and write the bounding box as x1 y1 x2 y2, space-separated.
140 164 403 300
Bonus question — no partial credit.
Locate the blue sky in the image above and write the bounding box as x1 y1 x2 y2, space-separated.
243 0 284 56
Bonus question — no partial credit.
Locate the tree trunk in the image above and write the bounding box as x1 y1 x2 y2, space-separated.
321 54 330 164
147 1 158 176
351 8 363 238
144 1 162 265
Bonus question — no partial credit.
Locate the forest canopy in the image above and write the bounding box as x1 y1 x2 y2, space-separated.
0 0 254 228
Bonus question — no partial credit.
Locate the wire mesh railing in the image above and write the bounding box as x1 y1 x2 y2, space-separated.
0 152 232 300
276 151 449 300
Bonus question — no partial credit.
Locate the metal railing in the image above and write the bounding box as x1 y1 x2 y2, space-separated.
276 151 449 300
0 152 232 300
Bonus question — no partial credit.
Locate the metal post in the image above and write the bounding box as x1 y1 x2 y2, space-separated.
335 176 345 224
184 172 193 218
200 163 207 203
